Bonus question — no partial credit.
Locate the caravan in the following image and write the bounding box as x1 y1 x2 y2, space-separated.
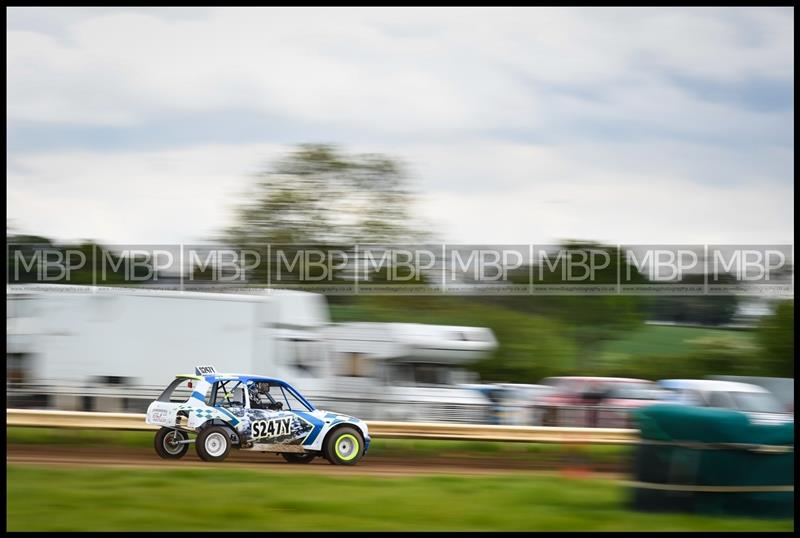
6 285 496 423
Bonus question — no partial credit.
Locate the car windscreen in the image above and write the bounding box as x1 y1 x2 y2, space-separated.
730 391 785 414
276 384 313 412
607 384 661 400
542 378 584 393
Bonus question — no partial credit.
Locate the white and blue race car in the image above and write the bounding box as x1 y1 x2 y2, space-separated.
145 366 370 465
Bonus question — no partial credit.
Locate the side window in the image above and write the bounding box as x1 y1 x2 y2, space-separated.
390 364 414 384
211 381 246 408
414 364 449 386
157 378 204 403
708 391 734 409
288 339 321 377
248 382 276 410
246 382 312 412
340 353 374 378
684 390 705 406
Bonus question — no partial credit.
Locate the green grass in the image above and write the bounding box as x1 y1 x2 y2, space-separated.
6 427 629 463
7 427 156 448
7 465 792 531
600 325 754 358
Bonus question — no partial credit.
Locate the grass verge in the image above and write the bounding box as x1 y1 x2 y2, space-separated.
6 465 792 531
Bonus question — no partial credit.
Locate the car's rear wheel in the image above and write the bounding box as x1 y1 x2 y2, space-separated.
155 427 188 459
323 427 364 466
196 426 232 462
281 452 316 464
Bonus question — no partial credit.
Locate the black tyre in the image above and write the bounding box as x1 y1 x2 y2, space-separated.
154 427 189 459
195 426 232 462
323 426 364 466
281 452 317 464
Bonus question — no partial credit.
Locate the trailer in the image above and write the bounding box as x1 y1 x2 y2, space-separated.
7 285 496 422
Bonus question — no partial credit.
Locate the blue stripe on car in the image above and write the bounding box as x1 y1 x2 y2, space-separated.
293 411 324 446
213 406 240 426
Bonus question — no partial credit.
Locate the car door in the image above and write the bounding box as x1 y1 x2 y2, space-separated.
244 382 314 447
208 380 248 428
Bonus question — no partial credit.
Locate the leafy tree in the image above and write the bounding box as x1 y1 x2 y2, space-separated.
226 144 426 245
598 337 761 380
479 242 648 370
756 301 794 377
331 296 579 383
224 144 429 284
642 273 739 326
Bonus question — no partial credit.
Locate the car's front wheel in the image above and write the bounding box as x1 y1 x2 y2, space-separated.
281 452 316 464
323 427 364 465
154 427 188 459
196 426 232 462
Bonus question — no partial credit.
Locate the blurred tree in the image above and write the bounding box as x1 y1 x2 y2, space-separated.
224 144 429 285
480 242 648 370
599 337 761 380
642 274 739 326
226 144 426 245
756 301 794 377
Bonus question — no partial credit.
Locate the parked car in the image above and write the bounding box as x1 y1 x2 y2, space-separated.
460 383 557 425
146 366 370 465
601 383 670 409
536 377 660 427
657 379 793 425
710 376 795 414
495 383 556 425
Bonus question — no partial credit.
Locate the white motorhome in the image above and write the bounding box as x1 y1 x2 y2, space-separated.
6 285 495 423
320 322 497 423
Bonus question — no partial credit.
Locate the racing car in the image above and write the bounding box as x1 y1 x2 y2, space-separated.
145 365 369 465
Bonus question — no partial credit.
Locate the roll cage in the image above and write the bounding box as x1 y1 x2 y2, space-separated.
163 373 316 412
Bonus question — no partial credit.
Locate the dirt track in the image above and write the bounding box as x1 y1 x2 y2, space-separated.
7 444 625 478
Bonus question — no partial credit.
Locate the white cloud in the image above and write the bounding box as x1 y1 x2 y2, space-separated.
7 143 285 243
5 7 794 245
7 8 793 130
7 141 794 246
417 176 794 246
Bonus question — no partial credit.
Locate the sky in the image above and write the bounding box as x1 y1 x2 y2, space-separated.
6 7 794 246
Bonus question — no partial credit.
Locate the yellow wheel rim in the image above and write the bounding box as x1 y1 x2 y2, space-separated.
334 433 359 461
